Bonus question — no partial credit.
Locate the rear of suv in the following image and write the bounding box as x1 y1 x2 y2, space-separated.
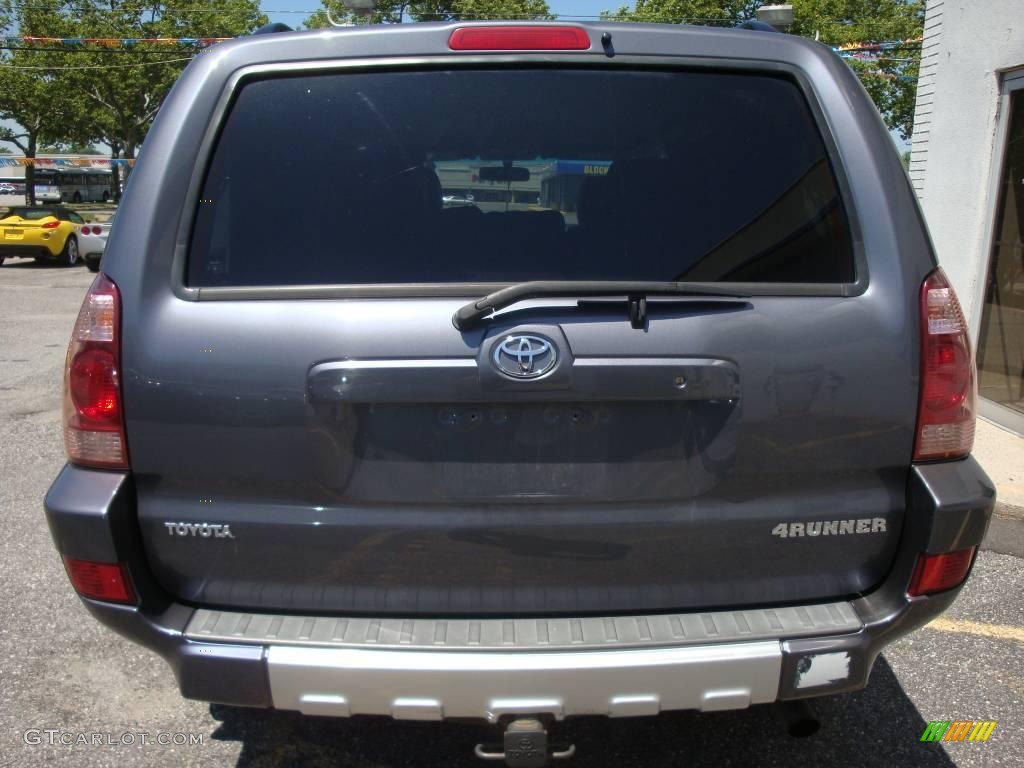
45 20 994 764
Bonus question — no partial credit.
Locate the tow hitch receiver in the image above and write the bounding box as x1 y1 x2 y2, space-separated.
475 718 576 767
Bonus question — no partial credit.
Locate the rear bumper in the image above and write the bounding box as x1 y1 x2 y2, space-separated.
0 243 57 259
44 457 994 719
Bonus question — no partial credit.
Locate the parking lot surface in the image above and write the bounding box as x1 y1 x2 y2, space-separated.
0 262 1021 767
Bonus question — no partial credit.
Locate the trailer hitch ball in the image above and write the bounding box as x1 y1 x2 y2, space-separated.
475 718 575 767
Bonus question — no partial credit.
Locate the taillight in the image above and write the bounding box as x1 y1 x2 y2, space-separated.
449 25 591 51
908 547 976 597
913 268 976 461
63 273 129 469
63 557 136 603
42 220 60 229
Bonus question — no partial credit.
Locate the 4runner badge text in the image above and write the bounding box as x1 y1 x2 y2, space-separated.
164 522 235 539
772 518 887 538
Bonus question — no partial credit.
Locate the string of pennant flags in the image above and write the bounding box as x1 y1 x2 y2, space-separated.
3 35 230 48
0 157 136 167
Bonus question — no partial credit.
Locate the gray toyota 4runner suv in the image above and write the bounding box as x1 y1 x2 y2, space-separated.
45 20 995 765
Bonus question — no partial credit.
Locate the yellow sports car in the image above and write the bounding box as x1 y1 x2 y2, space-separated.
0 206 85 267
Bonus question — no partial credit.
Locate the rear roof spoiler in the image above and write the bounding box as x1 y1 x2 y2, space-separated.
737 20 781 33
252 22 293 35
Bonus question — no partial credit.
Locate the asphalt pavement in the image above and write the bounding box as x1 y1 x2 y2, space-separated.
0 260 1021 768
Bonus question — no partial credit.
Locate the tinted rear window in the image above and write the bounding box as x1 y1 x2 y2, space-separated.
188 68 855 287
5 207 58 220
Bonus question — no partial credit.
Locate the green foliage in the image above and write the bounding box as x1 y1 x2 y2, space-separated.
602 0 759 24
0 1 82 200
791 0 923 140
58 2 268 158
0 0 267 173
0 64 70 201
411 0 554 21
40 142 102 154
305 0 552 29
304 2 405 27
602 0 924 140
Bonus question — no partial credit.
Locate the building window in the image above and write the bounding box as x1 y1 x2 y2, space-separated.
978 83 1024 423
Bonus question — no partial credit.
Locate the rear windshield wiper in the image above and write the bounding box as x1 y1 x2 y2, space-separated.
452 281 750 331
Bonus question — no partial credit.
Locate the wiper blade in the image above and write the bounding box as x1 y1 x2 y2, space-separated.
452 281 749 331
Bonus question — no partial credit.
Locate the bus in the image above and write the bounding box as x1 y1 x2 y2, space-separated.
34 168 114 203
0 176 61 206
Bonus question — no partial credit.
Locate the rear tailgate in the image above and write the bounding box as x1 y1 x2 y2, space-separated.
122 41 919 616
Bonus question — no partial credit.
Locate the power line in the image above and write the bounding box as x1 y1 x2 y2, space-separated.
0 55 192 69
0 43 190 52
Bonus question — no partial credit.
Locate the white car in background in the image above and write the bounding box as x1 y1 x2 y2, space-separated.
79 214 114 272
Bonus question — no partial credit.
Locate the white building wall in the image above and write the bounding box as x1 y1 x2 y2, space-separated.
907 1 943 196
911 0 1024 328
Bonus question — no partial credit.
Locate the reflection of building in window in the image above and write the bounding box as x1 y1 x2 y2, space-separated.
540 160 613 214
434 160 552 208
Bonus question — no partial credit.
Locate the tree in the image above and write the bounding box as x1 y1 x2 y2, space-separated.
602 0 924 140
305 1 408 27
305 0 552 29
790 0 922 141
0 1 268 202
0 1 80 203
61 1 268 162
602 0 758 25
410 0 554 21
0 62 79 204
40 142 102 154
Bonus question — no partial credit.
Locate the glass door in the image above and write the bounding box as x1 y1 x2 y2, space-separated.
977 73 1024 434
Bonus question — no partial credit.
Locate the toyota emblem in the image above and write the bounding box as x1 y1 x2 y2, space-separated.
492 335 557 379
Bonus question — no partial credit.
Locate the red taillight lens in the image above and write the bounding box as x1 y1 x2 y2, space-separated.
42 220 60 229
449 25 591 51
63 273 129 469
63 557 136 603
70 349 120 422
908 547 976 596
913 268 976 461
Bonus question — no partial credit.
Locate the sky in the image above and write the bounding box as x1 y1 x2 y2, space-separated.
260 0 625 27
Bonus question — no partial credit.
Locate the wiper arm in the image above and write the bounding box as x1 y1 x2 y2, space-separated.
452 281 749 331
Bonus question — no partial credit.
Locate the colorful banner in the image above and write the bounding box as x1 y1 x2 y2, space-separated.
0 157 135 168
3 36 230 48
835 37 923 53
